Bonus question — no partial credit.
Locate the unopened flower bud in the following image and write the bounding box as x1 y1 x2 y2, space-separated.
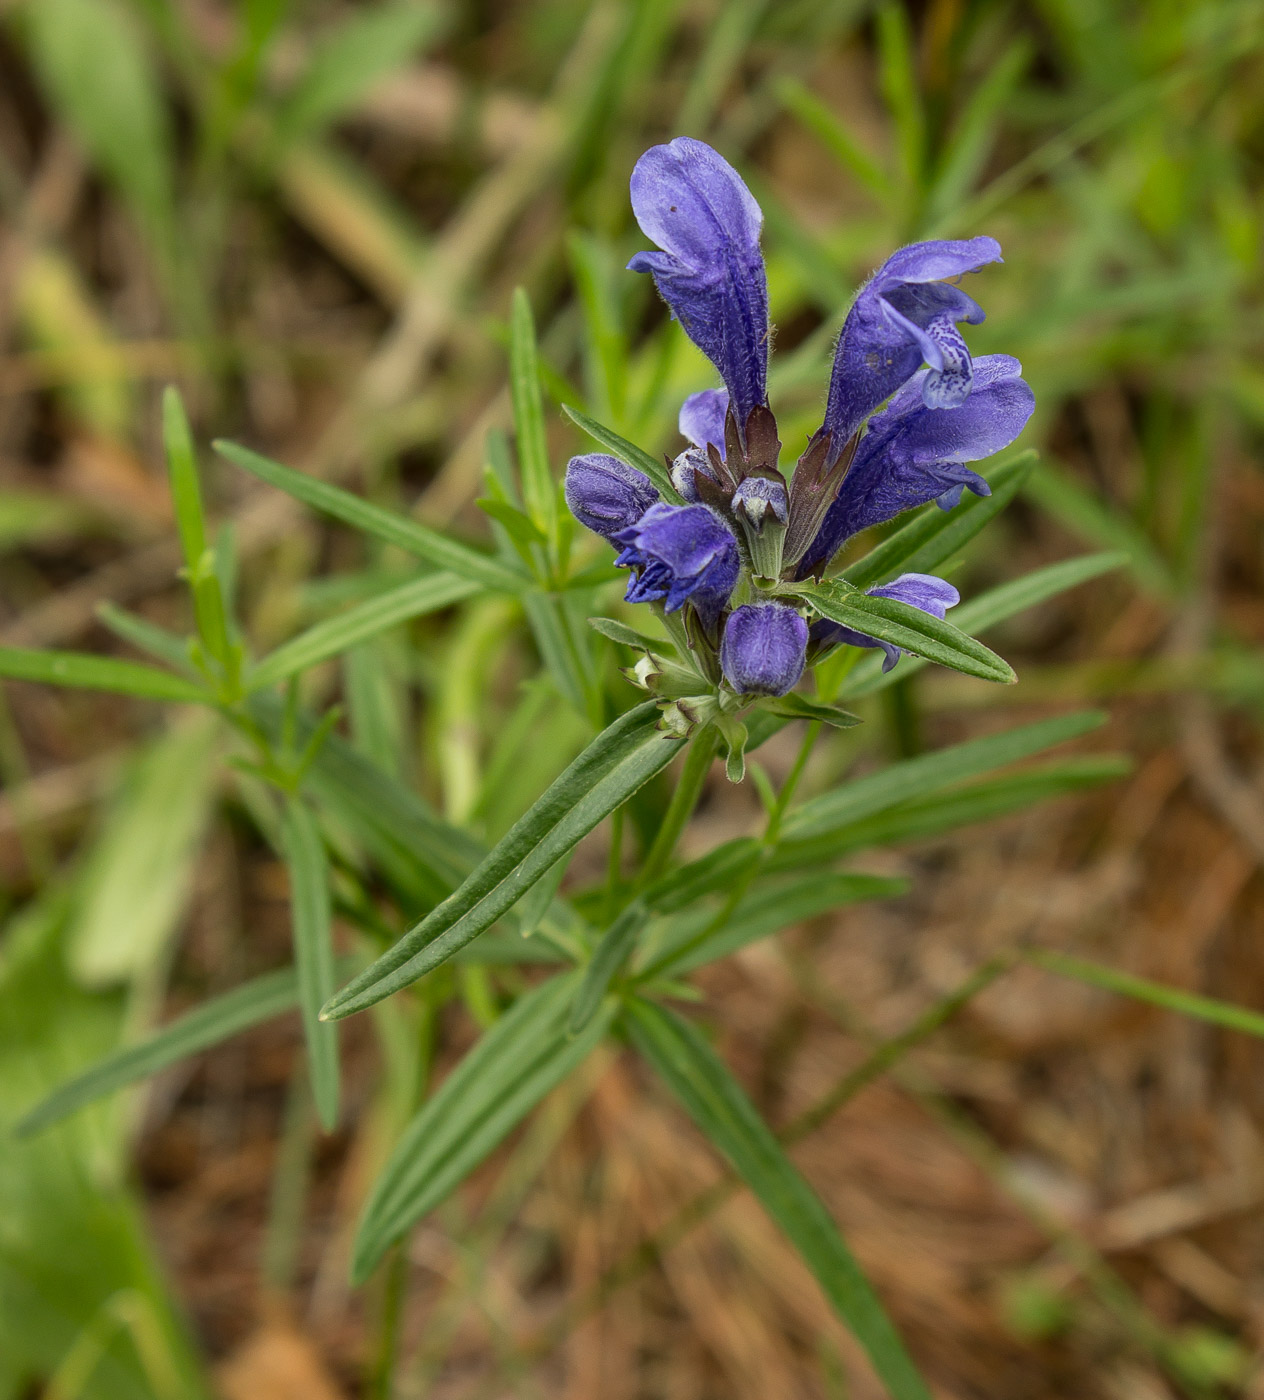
564 454 659 539
731 475 788 578
720 603 807 697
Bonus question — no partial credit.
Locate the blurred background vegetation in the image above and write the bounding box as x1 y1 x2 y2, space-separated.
1 0 1263 1396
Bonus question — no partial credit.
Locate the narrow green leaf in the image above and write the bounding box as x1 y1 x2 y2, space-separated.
627 999 931 1400
0 646 207 703
248 572 479 691
588 615 678 656
280 798 340 1130
775 75 891 202
562 404 683 504
776 757 1129 865
756 692 862 728
68 713 220 988
24 0 173 253
276 0 443 144
842 451 1036 589
797 580 1015 684
352 973 613 1280
510 288 558 543
840 552 1126 699
96 603 196 674
570 900 646 1034
322 703 685 1019
522 589 591 714
14 966 313 1136
162 387 207 569
163 387 232 665
645 873 907 979
784 710 1107 841
1026 949 1264 1039
215 440 525 592
644 836 761 914
1024 461 1175 600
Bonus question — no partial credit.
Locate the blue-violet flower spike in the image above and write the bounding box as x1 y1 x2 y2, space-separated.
564 453 660 540
799 355 1034 576
628 139 769 430
721 603 808 696
811 573 960 673
823 237 1002 452
613 502 740 634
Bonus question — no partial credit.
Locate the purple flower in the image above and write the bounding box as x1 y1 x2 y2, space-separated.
811 573 960 672
613 502 740 634
721 603 808 696
564 454 660 539
798 355 1034 577
628 140 769 432
822 237 1003 454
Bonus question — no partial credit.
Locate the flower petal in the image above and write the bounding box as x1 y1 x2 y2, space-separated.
679 387 729 449
822 236 1002 449
628 139 769 428
798 354 1033 574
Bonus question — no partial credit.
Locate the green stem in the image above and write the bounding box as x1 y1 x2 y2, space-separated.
369 1242 409 1400
637 726 720 887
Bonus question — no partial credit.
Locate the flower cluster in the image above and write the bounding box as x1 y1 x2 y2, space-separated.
565 137 1033 735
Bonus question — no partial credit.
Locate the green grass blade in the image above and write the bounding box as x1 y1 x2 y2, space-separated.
569 901 646 1035
248 572 480 691
644 873 908 979
562 404 683 503
322 704 685 1019
1026 949 1264 1039
96 603 196 674
214 440 525 592
0 647 207 703
785 710 1107 841
15 966 305 1136
162 387 207 569
626 998 932 1400
774 75 891 203
840 552 1128 699
842 451 1036 589
276 0 444 145
280 798 340 1130
777 757 1130 865
510 288 558 545
163 388 232 664
1024 462 1176 600
797 581 1015 684
352 973 614 1281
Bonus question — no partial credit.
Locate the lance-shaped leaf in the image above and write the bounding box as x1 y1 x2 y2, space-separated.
642 872 907 979
280 798 340 1130
795 579 1015 684
569 900 647 1034
215 440 525 592
783 710 1107 842
755 692 861 728
626 999 931 1400
352 973 614 1281
562 404 683 503
840 551 1125 698
248 571 480 691
15 963 354 1136
322 703 685 1019
774 756 1129 865
0 647 207 702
